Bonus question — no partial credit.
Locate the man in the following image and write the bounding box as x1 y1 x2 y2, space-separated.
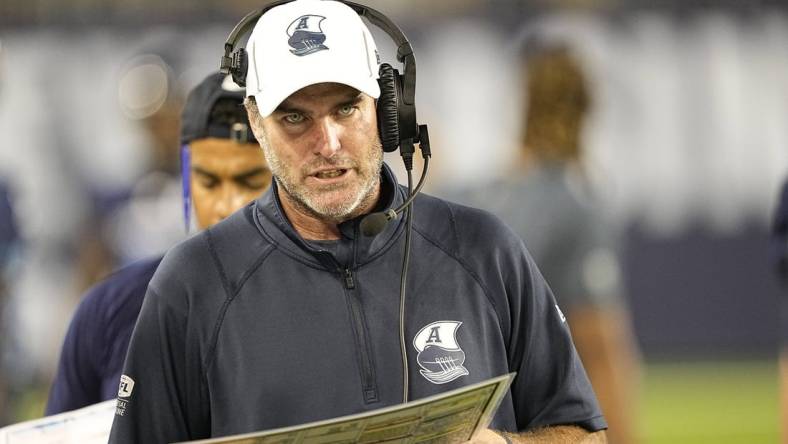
108 1 607 443
45 72 270 414
457 44 641 444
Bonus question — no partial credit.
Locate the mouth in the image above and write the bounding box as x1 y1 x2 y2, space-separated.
312 168 349 180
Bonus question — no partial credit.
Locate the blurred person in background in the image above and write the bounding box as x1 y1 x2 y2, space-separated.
45 72 271 415
0 38 44 425
773 178 788 444
0 180 20 424
0 32 195 425
457 44 641 444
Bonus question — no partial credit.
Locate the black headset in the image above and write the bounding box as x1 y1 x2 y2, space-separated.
219 0 422 156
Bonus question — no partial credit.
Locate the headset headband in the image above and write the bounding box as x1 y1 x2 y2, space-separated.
220 0 416 106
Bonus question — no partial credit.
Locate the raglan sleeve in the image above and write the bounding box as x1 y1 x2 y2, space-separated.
506 238 607 433
107 257 209 443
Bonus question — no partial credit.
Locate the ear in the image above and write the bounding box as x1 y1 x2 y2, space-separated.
248 118 266 146
245 112 266 147
243 97 265 144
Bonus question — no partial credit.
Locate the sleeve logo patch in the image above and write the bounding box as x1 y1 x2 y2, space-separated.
118 374 135 398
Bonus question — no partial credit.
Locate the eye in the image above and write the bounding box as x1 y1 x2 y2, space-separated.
199 178 219 189
236 171 271 191
283 112 305 124
240 178 268 190
337 105 356 117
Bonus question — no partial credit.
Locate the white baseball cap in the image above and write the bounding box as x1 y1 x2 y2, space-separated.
245 0 381 117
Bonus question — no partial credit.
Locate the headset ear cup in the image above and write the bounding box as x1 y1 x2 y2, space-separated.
231 48 248 87
377 63 400 153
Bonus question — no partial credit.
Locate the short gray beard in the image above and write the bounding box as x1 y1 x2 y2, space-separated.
258 130 384 224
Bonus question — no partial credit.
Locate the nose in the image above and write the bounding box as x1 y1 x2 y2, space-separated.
313 118 342 158
214 185 234 222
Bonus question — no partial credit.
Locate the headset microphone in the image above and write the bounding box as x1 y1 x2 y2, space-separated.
360 125 431 237
360 209 396 237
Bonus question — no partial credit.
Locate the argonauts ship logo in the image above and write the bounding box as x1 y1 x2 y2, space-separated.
413 321 469 384
287 15 329 56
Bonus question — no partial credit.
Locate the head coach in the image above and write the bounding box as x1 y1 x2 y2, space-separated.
108 1 607 443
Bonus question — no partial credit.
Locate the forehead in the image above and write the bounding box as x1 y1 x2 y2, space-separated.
278 82 365 110
190 138 263 162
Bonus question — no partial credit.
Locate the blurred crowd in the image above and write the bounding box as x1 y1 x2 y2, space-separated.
0 0 786 441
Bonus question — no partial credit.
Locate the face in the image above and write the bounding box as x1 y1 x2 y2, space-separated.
190 138 271 228
253 83 383 223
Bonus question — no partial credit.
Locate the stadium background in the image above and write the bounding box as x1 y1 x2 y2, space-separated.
0 0 784 442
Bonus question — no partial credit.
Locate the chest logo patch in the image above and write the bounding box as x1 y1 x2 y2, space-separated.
413 321 469 384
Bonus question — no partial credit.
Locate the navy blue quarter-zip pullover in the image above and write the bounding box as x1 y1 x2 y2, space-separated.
108 164 605 443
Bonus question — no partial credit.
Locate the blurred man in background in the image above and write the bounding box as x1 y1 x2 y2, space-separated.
0 180 20 424
0 35 196 424
458 43 641 444
772 178 788 444
45 72 271 414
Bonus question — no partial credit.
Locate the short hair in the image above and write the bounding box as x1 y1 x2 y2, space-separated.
244 96 264 128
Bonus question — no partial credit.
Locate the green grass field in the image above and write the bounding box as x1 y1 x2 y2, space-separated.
639 360 778 444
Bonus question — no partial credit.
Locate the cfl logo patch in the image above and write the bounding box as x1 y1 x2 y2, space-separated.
118 375 135 398
413 321 469 384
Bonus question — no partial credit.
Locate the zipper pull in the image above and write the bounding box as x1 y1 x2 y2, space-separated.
343 268 356 289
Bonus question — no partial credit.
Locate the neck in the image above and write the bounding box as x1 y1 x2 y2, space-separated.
276 182 381 241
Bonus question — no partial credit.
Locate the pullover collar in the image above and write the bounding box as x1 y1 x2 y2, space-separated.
253 163 406 270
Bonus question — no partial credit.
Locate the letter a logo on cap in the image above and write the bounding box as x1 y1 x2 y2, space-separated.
287 15 329 56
